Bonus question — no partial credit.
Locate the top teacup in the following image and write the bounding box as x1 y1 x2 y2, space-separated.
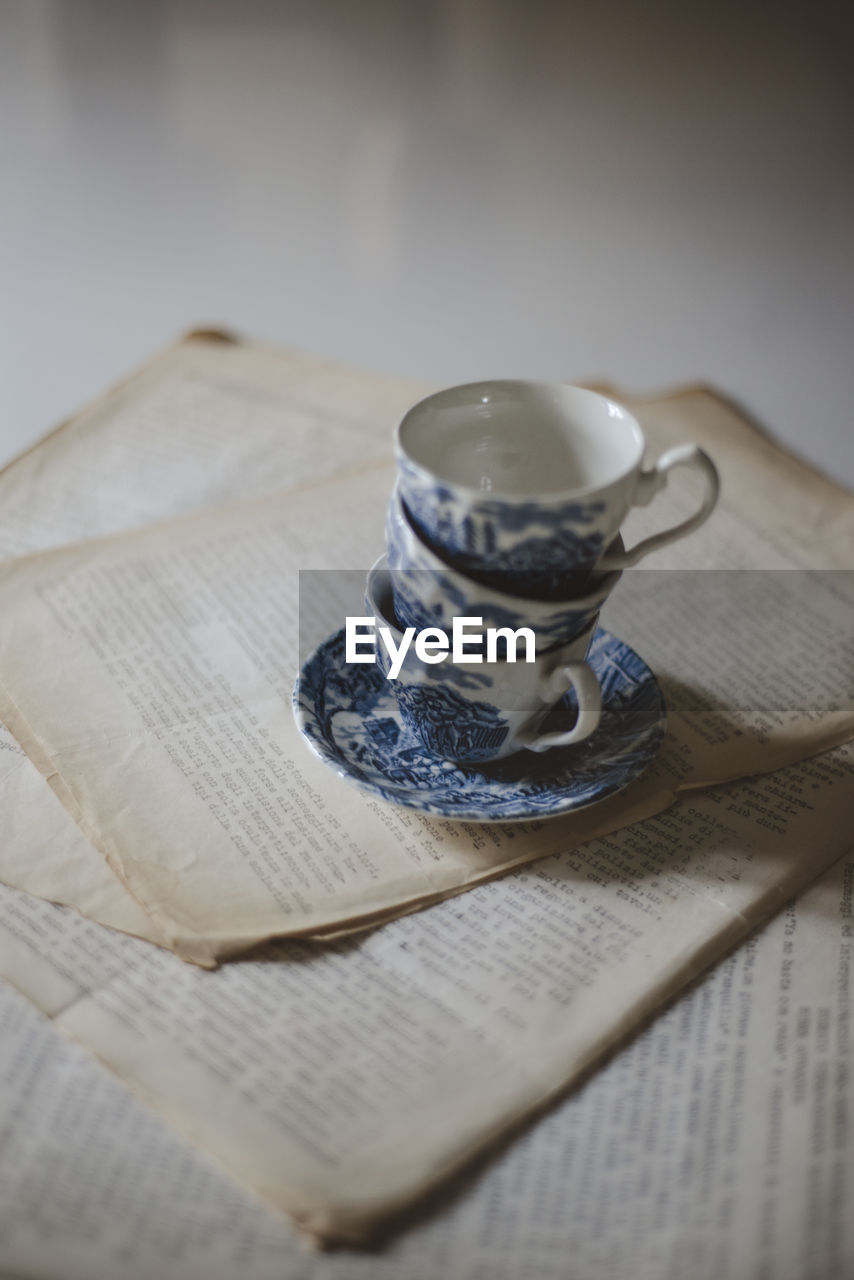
395 380 719 597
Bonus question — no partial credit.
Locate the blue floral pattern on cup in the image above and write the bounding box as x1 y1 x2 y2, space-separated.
385 493 619 650
399 459 609 597
293 627 666 822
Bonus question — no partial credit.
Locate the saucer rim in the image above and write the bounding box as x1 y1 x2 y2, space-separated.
293 627 666 823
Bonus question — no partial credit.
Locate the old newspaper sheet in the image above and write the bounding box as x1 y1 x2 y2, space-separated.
0 337 852 1246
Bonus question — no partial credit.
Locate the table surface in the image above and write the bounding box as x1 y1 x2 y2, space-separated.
1 1 853 486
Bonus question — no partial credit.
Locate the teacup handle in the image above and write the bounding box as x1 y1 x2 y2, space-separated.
517 660 602 753
600 444 720 569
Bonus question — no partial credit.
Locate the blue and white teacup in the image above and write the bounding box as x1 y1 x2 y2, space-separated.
395 380 719 597
365 559 602 764
386 484 622 651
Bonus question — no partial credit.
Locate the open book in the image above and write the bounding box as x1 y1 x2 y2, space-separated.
0 333 852 1252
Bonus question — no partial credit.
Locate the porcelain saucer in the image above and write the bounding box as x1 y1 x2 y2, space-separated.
293 627 666 822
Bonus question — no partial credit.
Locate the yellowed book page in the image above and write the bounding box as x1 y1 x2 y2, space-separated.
0 335 423 943
32 748 852 1243
0 454 852 962
1 852 852 1278
0 721 165 946
0 331 423 559
601 566 854 786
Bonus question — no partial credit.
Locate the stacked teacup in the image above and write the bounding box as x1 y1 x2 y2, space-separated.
367 380 719 766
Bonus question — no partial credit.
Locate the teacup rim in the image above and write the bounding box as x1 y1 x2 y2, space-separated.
395 379 646 501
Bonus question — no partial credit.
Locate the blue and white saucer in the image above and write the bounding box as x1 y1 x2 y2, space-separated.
293 628 666 822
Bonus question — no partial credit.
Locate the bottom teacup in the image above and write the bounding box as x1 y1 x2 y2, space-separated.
364 559 602 764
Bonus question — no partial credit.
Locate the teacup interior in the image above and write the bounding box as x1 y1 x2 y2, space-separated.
398 381 642 496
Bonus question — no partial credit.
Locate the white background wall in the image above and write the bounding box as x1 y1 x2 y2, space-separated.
1 0 852 484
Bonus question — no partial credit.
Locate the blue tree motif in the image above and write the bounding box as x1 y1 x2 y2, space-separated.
395 683 509 762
